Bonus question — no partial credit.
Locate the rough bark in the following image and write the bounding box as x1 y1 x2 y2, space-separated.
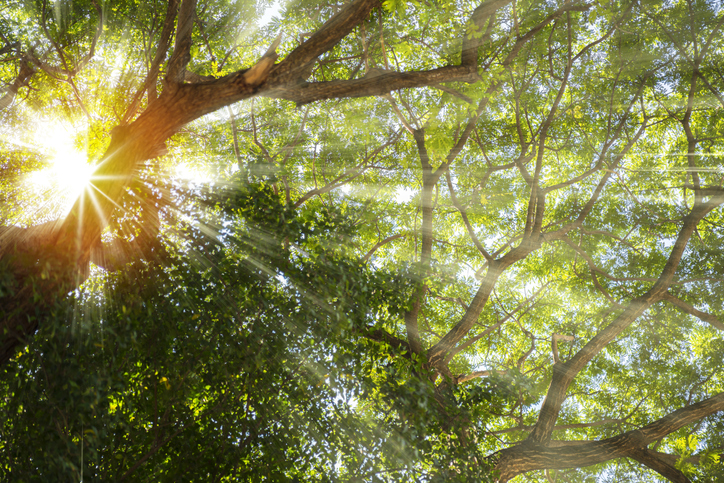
492 392 724 481
269 65 478 105
627 448 691 483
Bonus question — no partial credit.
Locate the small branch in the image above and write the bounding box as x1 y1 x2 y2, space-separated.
294 160 369 207
363 234 405 262
365 328 414 356
457 370 495 383
227 106 242 168
446 170 492 261
384 93 415 134
434 84 475 104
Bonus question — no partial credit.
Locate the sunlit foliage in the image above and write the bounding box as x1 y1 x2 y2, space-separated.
2 0 724 481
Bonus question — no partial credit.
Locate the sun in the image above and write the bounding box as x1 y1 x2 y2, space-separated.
27 121 95 213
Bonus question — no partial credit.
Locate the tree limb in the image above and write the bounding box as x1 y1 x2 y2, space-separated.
269 65 477 105
663 292 724 331
494 391 724 481
123 0 180 123
0 58 35 110
270 0 382 85
363 234 405 262
627 447 691 483
527 193 724 445
167 0 197 84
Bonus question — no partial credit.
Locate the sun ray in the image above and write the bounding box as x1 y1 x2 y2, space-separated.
26 121 95 216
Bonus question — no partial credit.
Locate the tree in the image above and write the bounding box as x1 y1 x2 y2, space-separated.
1 0 724 480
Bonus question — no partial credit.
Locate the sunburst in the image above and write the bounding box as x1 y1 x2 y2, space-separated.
27 121 95 214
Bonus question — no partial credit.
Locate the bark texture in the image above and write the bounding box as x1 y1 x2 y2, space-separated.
492 392 724 481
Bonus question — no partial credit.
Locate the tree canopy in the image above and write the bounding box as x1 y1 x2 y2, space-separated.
1 0 724 480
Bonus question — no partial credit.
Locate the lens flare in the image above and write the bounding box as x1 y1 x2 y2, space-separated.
27 122 94 213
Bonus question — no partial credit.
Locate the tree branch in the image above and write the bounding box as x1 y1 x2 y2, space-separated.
123 0 180 123
494 392 724 481
663 292 724 331
270 0 382 85
527 193 724 445
166 0 196 84
627 447 691 483
269 65 477 105
363 234 405 262
0 57 35 110
460 0 511 66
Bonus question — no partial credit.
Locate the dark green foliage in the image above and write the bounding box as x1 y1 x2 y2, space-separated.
0 181 497 481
